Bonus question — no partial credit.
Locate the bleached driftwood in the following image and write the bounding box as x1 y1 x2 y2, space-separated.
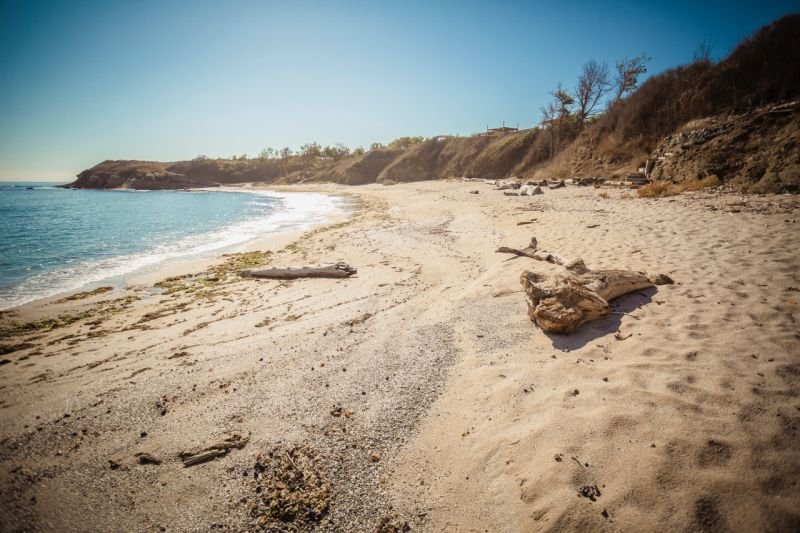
502 236 665 333
519 184 543 196
180 434 248 467
496 237 567 265
242 263 357 280
495 180 522 190
520 259 654 333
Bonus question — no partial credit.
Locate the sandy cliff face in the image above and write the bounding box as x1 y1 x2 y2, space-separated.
375 130 541 184
309 149 404 185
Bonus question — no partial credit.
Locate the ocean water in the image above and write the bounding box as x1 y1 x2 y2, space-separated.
0 182 344 310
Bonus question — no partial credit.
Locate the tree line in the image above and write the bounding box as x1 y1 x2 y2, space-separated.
191 53 650 167
193 136 427 164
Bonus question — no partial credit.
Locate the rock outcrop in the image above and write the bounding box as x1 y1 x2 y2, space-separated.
68 161 220 189
66 157 294 190
647 101 800 193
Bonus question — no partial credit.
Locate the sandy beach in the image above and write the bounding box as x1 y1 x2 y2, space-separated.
1 181 799 532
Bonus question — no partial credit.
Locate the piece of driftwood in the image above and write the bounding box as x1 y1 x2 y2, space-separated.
499 236 671 333
520 259 655 333
242 262 356 279
180 434 248 467
182 449 227 467
495 180 522 190
519 184 543 196
496 237 567 265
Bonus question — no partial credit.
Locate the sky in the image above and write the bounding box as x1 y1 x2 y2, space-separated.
0 0 797 181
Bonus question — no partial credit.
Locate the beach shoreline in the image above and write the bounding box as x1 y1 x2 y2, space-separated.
0 186 356 319
1 181 798 531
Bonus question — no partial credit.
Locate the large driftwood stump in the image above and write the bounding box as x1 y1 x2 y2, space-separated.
520 259 654 333
242 263 357 280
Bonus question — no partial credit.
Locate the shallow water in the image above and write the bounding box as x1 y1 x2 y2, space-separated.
0 182 343 309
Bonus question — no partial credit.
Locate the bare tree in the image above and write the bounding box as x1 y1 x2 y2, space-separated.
575 60 612 128
540 83 575 158
258 147 276 160
613 54 650 103
540 100 559 158
692 38 714 64
552 83 575 117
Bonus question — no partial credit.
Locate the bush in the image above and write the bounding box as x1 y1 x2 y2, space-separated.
638 175 720 197
681 175 721 191
637 181 675 197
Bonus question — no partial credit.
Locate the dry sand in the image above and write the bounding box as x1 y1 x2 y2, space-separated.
0 181 798 532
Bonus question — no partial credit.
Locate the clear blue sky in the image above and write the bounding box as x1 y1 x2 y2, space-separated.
0 0 796 180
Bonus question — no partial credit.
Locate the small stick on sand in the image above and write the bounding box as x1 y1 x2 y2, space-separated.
496 237 567 265
285 452 299 472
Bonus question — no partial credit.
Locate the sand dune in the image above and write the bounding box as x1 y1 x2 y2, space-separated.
1 181 798 531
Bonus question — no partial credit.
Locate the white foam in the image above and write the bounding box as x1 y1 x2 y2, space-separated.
0 190 345 310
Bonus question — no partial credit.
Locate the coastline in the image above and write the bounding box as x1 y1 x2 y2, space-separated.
124 186 357 289
1 181 798 531
0 186 355 318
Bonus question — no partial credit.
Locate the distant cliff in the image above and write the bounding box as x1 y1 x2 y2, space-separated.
67 131 548 190
67 158 286 189
68 103 798 193
67 161 214 189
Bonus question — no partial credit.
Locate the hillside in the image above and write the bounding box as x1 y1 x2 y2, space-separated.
375 129 540 183
306 148 404 185
68 159 286 189
538 13 800 191
647 101 799 192
67 14 800 193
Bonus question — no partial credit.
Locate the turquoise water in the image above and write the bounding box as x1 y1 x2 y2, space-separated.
0 182 342 310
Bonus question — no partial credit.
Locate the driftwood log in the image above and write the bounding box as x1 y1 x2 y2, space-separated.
500 237 668 333
520 259 655 333
180 434 248 467
495 180 522 190
242 262 357 280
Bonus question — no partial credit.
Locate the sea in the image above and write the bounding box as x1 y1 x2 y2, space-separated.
0 182 345 310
